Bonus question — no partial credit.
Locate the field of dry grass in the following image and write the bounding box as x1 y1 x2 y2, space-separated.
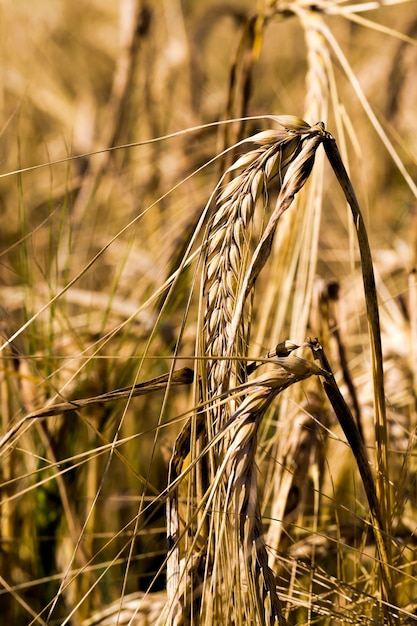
0 1 417 624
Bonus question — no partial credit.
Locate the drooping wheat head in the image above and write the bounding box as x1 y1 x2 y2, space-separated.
200 117 328 419
166 116 329 625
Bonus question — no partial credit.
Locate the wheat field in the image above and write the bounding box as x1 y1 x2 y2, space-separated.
0 1 417 624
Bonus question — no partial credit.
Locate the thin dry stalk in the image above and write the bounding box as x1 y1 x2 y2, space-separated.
219 12 261 169
0 368 194 451
323 136 391 531
69 0 151 227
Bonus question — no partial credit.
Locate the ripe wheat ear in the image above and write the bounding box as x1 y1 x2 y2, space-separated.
167 116 329 625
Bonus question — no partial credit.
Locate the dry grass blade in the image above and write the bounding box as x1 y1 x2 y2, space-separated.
0 368 194 450
323 135 392 534
319 17 417 200
308 339 398 625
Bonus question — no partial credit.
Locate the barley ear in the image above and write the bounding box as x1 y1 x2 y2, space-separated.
217 358 326 626
227 123 328 354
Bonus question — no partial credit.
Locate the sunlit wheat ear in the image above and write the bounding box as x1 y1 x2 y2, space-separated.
200 116 327 426
166 356 325 626
212 357 325 626
165 117 329 625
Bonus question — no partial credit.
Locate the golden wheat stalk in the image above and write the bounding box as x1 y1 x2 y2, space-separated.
167 117 329 625
261 6 334 577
